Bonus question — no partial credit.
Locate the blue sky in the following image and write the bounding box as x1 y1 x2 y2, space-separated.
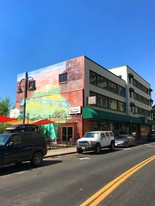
0 0 155 106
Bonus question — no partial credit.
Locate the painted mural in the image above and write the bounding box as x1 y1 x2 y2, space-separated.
16 56 84 140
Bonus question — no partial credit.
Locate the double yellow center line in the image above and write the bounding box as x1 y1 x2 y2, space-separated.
80 155 155 206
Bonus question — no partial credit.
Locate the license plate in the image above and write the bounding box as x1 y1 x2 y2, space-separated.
82 147 85 150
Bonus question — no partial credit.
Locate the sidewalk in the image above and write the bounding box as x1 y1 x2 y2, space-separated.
44 139 147 158
45 146 77 158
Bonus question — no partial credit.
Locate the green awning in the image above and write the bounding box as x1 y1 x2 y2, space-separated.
130 102 135 107
140 117 155 125
147 119 155 125
129 87 134 92
128 73 134 78
82 108 153 124
149 88 153 92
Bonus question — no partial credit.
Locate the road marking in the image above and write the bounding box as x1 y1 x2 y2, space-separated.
80 155 155 206
124 148 132 150
79 157 90 160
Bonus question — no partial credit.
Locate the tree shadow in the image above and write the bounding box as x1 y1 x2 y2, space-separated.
0 159 62 176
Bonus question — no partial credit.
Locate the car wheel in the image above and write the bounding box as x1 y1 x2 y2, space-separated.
31 152 43 167
77 148 83 154
125 142 128 148
94 144 101 154
110 142 115 151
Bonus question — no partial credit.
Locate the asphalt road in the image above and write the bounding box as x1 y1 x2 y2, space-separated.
0 142 155 206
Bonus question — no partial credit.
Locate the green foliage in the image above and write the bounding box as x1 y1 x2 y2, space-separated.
0 97 15 133
0 123 11 134
0 97 12 116
38 125 46 136
36 125 53 139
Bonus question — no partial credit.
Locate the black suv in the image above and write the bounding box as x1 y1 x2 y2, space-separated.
6 124 39 133
0 124 47 167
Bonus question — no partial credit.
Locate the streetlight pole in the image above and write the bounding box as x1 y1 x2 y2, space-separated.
17 72 36 124
23 72 28 124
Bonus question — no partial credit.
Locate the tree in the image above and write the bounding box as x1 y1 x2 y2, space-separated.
0 97 12 116
0 123 10 133
0 97 13 133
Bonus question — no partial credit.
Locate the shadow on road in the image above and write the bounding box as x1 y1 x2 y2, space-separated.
76 148 121 156
0 159 62 176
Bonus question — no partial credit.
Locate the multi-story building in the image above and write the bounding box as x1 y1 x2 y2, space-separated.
16 56 154 143
109 65 154 138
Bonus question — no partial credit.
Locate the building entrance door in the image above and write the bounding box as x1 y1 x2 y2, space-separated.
62 127 73 143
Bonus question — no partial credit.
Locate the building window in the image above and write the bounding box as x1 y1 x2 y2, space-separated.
90 71 97 85
59 72 67 83
118 101 126 112
97 76 108 89
96 94 108 108
118 85 125 97
133 92 150 105
108 81 118 94
90 91 126 112
89 70 125 97
133 78 149 94
97 94 103 107
137 107 150 117
108 98 117 110
102 96 108 108
130 106 133 113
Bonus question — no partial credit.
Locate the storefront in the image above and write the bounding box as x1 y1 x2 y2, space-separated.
82 107 154 140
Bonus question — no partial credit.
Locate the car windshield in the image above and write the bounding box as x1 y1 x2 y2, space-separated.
115 135 127 140
84 132 99 138
0 134 10 145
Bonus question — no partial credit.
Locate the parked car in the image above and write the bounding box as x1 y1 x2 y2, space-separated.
6 124 39 133
147 132 155 141
76 131 115 154
0 125 47 167
115 134 136 148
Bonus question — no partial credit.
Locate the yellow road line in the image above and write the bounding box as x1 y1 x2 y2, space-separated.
80 155 155 206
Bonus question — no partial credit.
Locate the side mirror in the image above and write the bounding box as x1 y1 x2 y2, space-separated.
6 142 14 147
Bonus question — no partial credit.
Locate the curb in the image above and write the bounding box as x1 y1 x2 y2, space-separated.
44 151 77 158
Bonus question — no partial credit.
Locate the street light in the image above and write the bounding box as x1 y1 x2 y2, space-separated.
17 72 36 124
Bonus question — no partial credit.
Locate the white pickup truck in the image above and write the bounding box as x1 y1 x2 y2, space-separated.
76 131 115 154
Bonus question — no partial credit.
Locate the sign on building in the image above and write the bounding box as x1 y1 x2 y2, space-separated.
68 106 81 115
88 96 96 105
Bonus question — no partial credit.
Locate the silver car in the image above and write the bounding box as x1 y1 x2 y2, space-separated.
115 134 136 148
